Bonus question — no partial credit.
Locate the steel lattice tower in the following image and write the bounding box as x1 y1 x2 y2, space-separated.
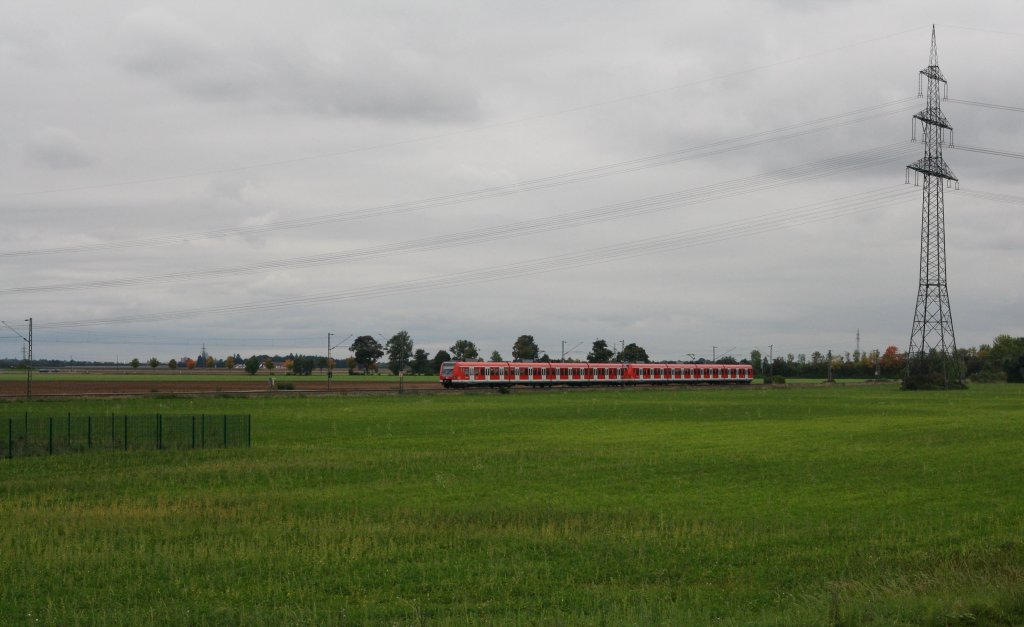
905 25 962 386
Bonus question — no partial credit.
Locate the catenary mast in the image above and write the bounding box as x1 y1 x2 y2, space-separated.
905 25 962 387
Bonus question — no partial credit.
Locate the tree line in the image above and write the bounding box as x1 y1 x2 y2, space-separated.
9 333 1022 382
748 334 1024 383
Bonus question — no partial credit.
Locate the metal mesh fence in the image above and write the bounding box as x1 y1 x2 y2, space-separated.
1 413 251 459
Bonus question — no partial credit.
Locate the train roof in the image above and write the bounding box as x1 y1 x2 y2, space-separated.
450 361 751 368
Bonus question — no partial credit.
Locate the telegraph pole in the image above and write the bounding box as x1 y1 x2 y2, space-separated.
905 26 962 387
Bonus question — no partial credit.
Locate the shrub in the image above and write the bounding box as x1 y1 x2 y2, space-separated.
970 369 1007 384
902 370 967 390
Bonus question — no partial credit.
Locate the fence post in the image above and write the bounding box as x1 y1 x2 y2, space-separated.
111 414 115 450
67 413 71 449
191 415 196 449
247 414 251 448
7 418 12 459
124 415 128 451
49 416 53 455
88 416 92 449
223 415 227 448
157 414 162 450
201 414 205 449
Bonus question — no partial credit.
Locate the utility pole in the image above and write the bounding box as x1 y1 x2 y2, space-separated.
906 25 962 388
327 332 352 392
768 344 773 380
560 340 582 362
712 346 717 363
3 318 32 400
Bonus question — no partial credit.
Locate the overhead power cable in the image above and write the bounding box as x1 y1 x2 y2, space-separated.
950 144 1024 160
0 98 918 258
956 189 1024 205
946 98 1024 114
4 143 919 296
37 184 916 330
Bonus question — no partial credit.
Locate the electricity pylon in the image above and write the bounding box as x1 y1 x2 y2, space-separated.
905 25 962 387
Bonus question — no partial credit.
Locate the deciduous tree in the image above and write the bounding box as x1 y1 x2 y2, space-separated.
512 335 539 362
411 349 431 375
587 339 614 363
386 330 414 375
618 343 649 363
290 355 315 376
989 334 1024 382
130 358 140 369
350 336 384 372
244 355 261 375
148 357 160 369
449 339 479 361
431 350 452 373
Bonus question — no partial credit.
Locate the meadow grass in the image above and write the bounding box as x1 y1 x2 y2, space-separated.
1 384 1022 625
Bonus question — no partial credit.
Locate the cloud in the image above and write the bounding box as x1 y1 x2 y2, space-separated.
115 6 480 122
24 126 96 169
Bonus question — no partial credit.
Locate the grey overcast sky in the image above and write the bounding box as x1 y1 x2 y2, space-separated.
1 1 1022 363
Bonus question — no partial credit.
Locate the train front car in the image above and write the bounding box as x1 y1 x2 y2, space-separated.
439 361 457 388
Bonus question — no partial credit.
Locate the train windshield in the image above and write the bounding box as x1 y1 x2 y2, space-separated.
440 362 456 376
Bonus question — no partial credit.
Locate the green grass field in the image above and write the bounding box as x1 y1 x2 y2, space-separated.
1 384 1022 625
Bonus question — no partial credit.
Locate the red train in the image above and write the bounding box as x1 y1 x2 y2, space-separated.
439 361 754 388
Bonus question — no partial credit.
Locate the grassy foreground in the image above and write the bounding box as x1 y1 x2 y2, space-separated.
1 385 1022 625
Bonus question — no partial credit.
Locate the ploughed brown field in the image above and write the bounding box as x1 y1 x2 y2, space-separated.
0 377 439 398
